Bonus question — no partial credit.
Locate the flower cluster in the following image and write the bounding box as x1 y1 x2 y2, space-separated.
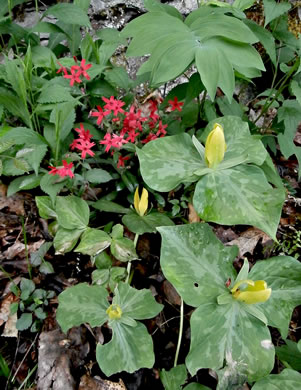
48 91 184 178
57 57 92 87
48 160 74 179
70 123 95 159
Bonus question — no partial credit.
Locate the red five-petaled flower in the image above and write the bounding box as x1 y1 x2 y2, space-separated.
168 96 184 112
48 160 74 178
102 96 125 116
63 67 82 87
90 106 110 125
73 59 92 81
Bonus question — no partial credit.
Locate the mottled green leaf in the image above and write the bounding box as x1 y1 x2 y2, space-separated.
75 227 112 256
158 223 274 381
249 256 301 338
136 133 202 192
193 165 285 239
56 196 89 230
110 237 138 262
158 224 238 307
96 321 155 375
113 282 163 320
54 227 84 254
160 365 187 390
252 369 301 389
56 283 109 333
16 313 33 331
40 173 67 204
122 211 174 234
35 196 57 219
92 199 130 214
7 174 41 197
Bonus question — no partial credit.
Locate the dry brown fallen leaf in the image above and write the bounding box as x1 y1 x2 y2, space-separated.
2 312 18 337
225 227 272 259
79 375 127 390
0 293 17 326
188 203 200 223
0 239 45 260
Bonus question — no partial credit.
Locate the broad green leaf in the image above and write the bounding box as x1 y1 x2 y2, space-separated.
0 159 2 175
31 45 57 68
249 256 301 338
276 340 301 370
84 168 113 184
75 227 112 256
233 0 256 10
113 282 163 320
110 237 138 262
144 0 183 19
0 127 46 146
26 144 48 175
96 321 155 375
30 242 52 267
158 223 274 381
0 88 31 127
187 302 274 380
193 165 284 239
158 224 238 307
0 139 14 153
13 158 30 172
263 0 291 27
105 67 132 90
49 102 76 141
92 199 130 214
185 384 210 390
252 369 301 389
16 313 33 331
43 3 91 27
56 283 109 333
190 14 258 44
5 59 27 105
122 211 174 234
54 227 84 254
195 44 220 101
38 85 75 104
7 174 41 197
56 196 89 230
243 19 276 65
290 79 301 106
40 173 67 204
160 365 187 390
136 133 202 192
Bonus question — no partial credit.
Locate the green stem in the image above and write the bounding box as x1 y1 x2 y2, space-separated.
21 217 32 279
254 57 300 126
174 298 184 367
125 233 139 284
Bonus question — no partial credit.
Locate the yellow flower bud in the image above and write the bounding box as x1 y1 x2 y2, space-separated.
231 279 271 304
205 123 227 169
134 187 148 217
106 304 122 320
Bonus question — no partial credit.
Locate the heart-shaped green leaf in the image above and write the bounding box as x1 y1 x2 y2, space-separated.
75 227 112 256
56 196 89 230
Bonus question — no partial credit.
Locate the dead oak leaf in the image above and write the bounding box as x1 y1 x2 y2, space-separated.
226 227 271 258
79 375 127 390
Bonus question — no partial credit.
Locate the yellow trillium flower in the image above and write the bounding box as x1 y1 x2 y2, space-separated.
106 304 122 320
231 279 271 304
134 187 148 217
205 123 227 169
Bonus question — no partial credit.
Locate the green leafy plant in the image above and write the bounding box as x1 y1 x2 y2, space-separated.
122 1 265 102
137 116 285 239
56 281 162 375
158 223 301 387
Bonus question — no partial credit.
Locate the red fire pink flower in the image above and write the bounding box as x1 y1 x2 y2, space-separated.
64 67 82 87
48 160 74 178
102 96 125 116
168 97 184 112
75 123 93 141
72 59 92 81
117 155 130 168
90 106 110 125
